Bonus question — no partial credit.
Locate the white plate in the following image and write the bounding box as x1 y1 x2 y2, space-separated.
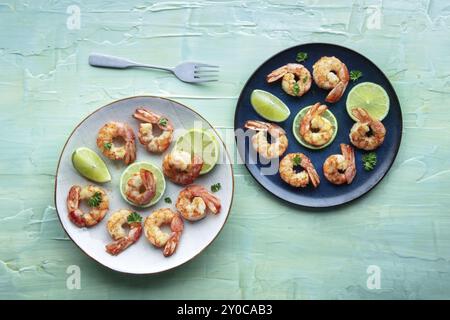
54 96 234 274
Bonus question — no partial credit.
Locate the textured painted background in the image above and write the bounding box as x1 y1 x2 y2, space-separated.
1 0 450 299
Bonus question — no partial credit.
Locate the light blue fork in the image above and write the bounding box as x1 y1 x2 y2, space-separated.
89 53 219 83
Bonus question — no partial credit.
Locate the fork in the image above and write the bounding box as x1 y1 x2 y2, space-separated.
88 53 219 83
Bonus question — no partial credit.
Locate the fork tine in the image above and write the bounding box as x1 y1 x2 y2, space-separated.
194 69 219 74
194 63 220 68
192 78 219 83
194 74 219 79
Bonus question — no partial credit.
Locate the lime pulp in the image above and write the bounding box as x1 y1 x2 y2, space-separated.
174 128 220 175
71 147 111 183
119 162 166 208
250 89 290 122
346 82 390 121
292 105 338 150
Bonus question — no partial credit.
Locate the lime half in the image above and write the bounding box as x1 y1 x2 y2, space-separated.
72 147 111 183
346 82 390 121
174 128 219 175
250 89 290 122
120 162 166 208
292 105 338 150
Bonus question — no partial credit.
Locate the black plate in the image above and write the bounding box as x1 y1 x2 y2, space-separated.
234 43 402 208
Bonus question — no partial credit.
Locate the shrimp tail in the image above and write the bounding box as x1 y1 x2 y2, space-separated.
266 65 287 83
300 103 321 136
202 192 221 214
341 144 356 184
121 124 136 165
163 232 181 257
244 120 269 131
105 223 142 256
106 237 132 256
301 156 320 188
140 169 156 203
352 107 371 123
125 141 136 165
133 108 159 123
326 81 348 103
191 154 204 175
163 215 183 257
68 209 86 227
67 186 86 227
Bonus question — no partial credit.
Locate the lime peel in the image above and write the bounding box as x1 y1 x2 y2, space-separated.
250 89 290 122
71 147 111 183
346 82 390 121
174 128 219 175
119 162 166 208
292 105 338 150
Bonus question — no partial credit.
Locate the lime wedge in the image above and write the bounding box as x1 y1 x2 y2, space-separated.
120 162 166 208
346 82 390 121
174 128 219 175
292 105 338 150
251 89 290 122
72 147 111 183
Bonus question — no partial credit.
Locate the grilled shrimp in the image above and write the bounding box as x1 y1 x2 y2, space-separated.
144 208 184 257
67 185 109 227
176 185 221 221
349 107 386 150
244 120 288 159
300 103 334 147
97 122 136 165
105 209 142 256
323 144 356 185
279 153 320 188
133 108 174 153
124 168 156 206
267 63 312 97
313 56 349 103
162 150 203 185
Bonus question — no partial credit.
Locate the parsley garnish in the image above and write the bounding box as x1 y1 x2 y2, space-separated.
211 183 221 193
87 192 102 207
164 197 172 204
104 142 112 150
159 118 168 127
293 82 300 95
296 52 308 63
127 212 142 223
350 70 363 82
362 152 377 171
293 155 302 166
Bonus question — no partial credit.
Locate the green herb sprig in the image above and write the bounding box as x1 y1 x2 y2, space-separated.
87 192 102 207
164 197 172 204
104 142 112 150
293 155 302 166
350 70 363 82
159 118 168 127
293 82 300 95
127 212 142 223
296 52 308 63
211 183 221 193
362 152 377 171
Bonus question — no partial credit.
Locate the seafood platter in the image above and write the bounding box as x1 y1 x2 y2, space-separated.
235 43 402 207
55 96 233 274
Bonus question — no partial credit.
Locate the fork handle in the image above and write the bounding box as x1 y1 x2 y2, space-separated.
89 53 173 72
89 53 139 69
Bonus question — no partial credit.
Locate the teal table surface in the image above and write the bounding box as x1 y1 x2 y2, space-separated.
1 0 450 299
